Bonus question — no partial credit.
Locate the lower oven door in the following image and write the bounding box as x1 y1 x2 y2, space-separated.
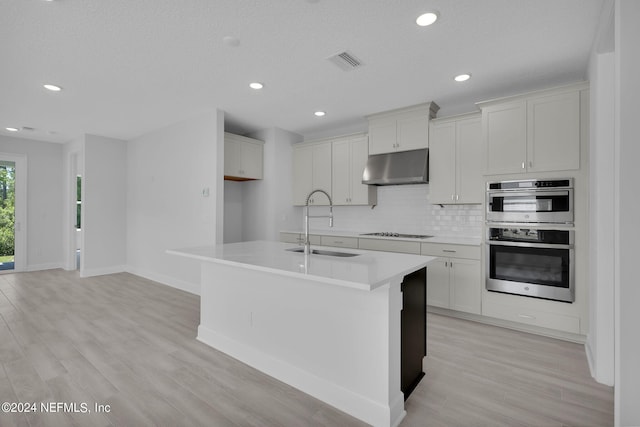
486 241 574 302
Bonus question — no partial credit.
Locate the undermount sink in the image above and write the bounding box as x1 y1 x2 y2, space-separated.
286 247 359 257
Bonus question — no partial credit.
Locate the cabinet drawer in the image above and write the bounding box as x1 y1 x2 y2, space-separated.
320 236 358 249
358 238 421 255
482 299 580 334
421 243 480 260
280 232 301 243
279 233 321 245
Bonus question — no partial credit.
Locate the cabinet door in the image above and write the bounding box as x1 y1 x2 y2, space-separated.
483 101 527 175
426 258 450 308
450 258 481 314
368 119 397 155
292 145 313 205
456 117 483 204
331 139 351 205
224 139 241 176
527 91 580 172
348 136 372 205
311 143 332 205
428 121 456 204
241 141 263 180
397 112 429 152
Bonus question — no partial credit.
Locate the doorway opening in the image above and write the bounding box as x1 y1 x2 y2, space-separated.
0 161 15 271
76 175 82 270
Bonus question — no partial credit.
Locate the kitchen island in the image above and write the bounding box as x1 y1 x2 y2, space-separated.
168 240 433 427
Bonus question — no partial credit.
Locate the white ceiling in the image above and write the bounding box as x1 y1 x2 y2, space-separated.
1 0 605 144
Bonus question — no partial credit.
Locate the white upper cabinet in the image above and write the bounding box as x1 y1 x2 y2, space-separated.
527 91 580 172
479 84 584 175
331 134 377 206
292 141 332 205
481 101 527 175
429 113 483 204
367 102 439 155
224 132 264 180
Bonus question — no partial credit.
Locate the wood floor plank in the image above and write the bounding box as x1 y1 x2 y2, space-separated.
0 269 613 427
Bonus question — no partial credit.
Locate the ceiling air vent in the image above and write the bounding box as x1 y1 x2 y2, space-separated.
327 50 363 71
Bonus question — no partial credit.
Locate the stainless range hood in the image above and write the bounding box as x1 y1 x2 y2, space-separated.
361 148 429 185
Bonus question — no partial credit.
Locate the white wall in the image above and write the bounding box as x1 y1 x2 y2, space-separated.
239 127 302 241
223 127 316 243
126 112 220 294
615 0 640 424
81 134 127 277
586 40 615 385
0 135 64 271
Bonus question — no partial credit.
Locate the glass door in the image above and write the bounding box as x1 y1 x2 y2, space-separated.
0 161 15 271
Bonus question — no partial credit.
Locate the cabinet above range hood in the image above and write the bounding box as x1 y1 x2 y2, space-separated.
361 148 429 185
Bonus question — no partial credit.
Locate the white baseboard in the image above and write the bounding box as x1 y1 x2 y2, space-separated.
197 324 403 427
427 306 587 344
80 264 126 278
125 266 200 295
585 337 596 379
26 262 64 272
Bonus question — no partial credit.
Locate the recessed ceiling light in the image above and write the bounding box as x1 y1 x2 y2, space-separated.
43 84 62 92
454 73 471 82
416 12 438 27
249 82 264 90
314 111 326 117
5 127 19 132
223 36 240 47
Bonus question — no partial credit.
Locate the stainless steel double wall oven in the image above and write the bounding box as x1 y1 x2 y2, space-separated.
485 179 575 303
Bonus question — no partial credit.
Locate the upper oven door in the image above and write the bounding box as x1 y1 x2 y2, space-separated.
487 189 573 224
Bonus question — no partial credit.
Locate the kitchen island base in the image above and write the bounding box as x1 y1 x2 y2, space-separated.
168 241 432 427
197 262 407 427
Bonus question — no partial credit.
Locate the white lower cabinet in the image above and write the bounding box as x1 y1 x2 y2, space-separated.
279 232 321 245
358 238 421 255
319 236 358 249
422 243 481 315
482 298 580 334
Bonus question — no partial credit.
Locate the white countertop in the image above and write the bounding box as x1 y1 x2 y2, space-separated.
282 229 482 246
168 240 434 291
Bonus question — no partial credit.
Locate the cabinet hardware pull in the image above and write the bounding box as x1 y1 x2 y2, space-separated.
442 249 456 253
529 161 533 168
518 314 536 320
521 162 525 169
456 195 459 201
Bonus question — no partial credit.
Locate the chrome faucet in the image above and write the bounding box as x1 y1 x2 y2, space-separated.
304 189 333 255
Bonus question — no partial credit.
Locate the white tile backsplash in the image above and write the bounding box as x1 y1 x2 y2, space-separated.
308 184 483 237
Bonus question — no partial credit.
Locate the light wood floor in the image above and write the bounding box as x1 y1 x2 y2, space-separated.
0 270 613 427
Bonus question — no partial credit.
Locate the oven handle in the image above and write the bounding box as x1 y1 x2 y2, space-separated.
488 190 570 198
486 240 574 250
